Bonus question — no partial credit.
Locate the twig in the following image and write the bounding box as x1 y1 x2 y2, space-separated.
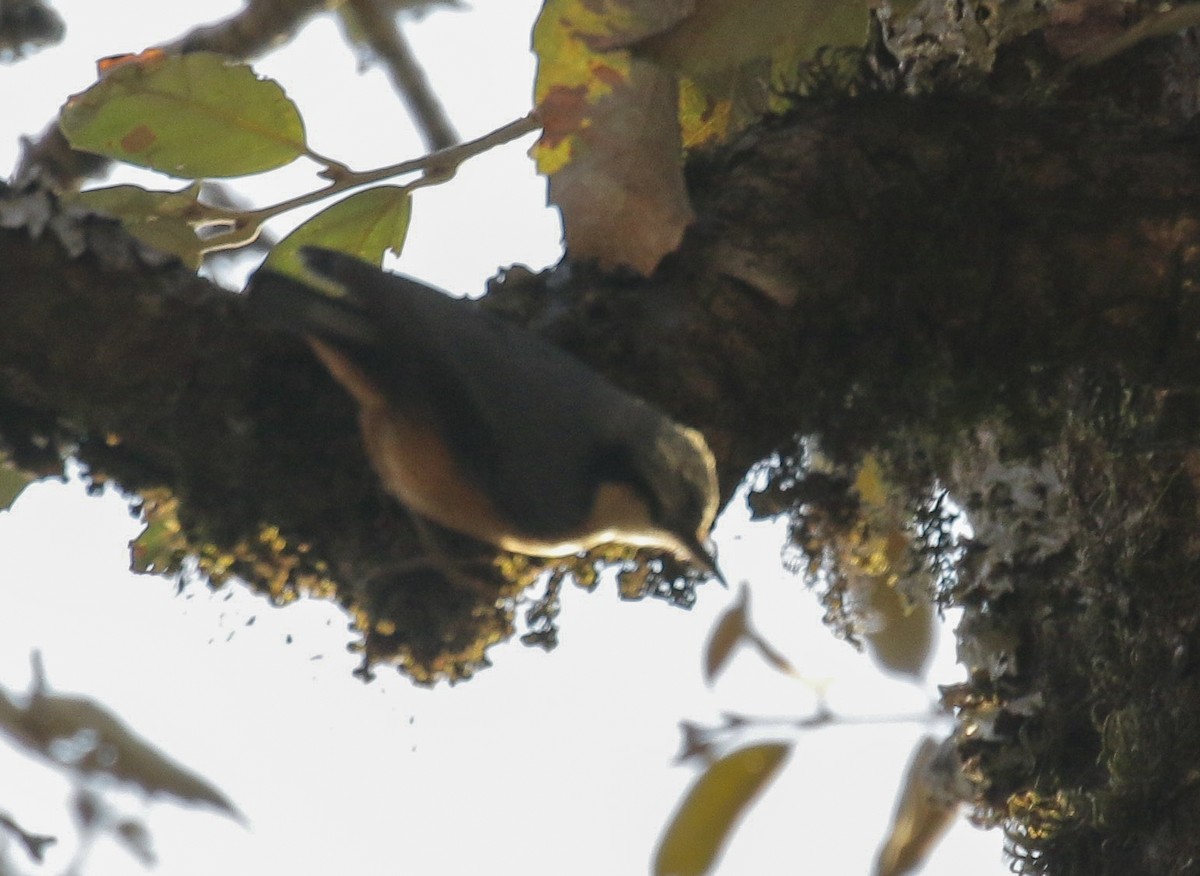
204 111 541 252
0 812 56 862
164 0 327 57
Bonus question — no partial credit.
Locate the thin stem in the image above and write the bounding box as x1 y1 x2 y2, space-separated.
246 111 541 225
202 111 541 253
0 812 56 862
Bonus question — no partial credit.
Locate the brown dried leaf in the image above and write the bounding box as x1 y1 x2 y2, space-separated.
704 585 748 683
545 60 692 273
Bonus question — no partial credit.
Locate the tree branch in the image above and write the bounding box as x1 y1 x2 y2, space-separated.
0 811 55 862
4 95 1199 690
163 0 327 57
340 0 458 151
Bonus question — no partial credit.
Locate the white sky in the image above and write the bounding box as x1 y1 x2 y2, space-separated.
0 2 1011 874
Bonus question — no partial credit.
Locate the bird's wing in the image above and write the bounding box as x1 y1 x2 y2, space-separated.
298 249 651 537
244 268 379 351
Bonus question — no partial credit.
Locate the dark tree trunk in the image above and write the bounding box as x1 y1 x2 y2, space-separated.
3 5 1200 870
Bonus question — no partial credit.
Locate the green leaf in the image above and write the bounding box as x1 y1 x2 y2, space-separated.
633 0 870 82
264 185 412 277
74 183 236 269
655 742 791 876
0 461 34 513
59 51 307 178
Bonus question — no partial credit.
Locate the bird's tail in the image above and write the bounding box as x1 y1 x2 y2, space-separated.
244 249 380 349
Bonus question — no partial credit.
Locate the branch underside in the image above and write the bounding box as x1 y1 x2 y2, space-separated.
4 90 1200 868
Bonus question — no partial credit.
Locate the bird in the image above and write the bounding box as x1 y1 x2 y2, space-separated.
246 247 723 580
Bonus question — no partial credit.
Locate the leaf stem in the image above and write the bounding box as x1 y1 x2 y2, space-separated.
238 111 542 232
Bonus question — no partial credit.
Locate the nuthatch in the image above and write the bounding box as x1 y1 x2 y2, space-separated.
247 247 722 578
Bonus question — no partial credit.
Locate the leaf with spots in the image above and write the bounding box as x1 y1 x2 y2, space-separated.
59 51 307 179
533 0 693 274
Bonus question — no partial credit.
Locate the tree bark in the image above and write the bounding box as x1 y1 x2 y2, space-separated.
4 8 1200 869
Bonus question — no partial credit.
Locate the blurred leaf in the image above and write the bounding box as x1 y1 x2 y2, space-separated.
532 0 635 175
73 183 239 269
663 0 878 149
0 812 55 862
264 185 412 278
115 819 156 866
675 721 713 764
655 742 790 876
844 454 936 679
854 453 889 507
60 51 306 178
874 737 960 876
72 787 100 828
533 0 693 273
632 0 870 82
746 629 799 677
857 573 936 679
0 684 240 819
0 459 34 512
704 585 749 683
888 0 923 15
678 77 735 148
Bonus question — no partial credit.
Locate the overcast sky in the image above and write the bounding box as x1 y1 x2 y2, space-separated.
0 2 1010 874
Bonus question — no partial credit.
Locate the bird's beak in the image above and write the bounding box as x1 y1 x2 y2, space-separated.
679 534 727 586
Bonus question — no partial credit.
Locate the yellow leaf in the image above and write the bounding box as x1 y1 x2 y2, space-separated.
678 77 734 149
854 453 888 508
531 0 637 174
633 0 870 81
532 0 693 273
874 737 959 876
655 742 791 876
